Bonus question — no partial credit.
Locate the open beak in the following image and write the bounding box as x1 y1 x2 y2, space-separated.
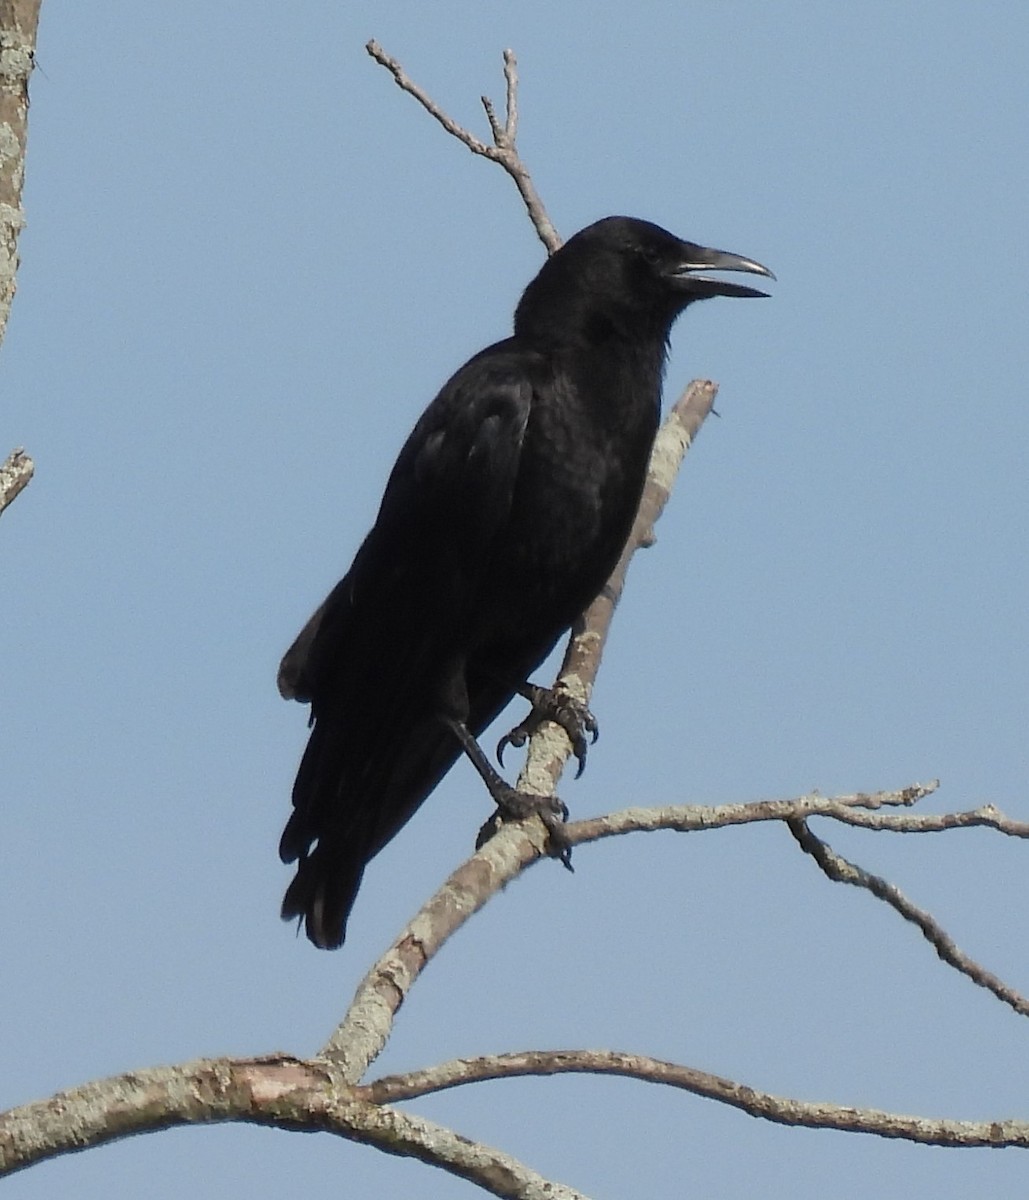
669 243 775 299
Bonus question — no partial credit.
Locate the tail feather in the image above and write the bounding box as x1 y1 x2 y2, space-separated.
279 659 533 949
278 724 329 864
279 714 370 948
281 842 365 950
280 711 461 949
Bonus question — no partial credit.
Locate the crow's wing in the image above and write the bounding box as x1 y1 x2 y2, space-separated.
278 343 538 947
279 341 535 705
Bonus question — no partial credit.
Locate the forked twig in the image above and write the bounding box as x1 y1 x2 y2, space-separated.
366 40 559 253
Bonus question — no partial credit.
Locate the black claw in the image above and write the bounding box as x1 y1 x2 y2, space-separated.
572 738 589 780
500 684 600 777
553 695 598 777
537 798 574 871
496 725 529 768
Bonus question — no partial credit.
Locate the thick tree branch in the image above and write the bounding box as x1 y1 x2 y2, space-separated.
362 1049 1029 1150
1 3 40 512
0 0 40 349
0 1054 587 1197
338 1103 589 1200
10 1024 1029 1185
0 1055 329 1176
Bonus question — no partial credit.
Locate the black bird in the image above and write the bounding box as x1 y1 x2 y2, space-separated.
278 216 772 948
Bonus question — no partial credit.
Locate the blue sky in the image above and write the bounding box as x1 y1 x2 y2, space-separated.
2 3 1028 1196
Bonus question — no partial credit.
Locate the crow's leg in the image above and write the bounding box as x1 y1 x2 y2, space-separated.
497 683 599 779
441 715 573 869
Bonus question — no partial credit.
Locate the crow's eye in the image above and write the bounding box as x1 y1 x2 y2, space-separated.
637 245 662 269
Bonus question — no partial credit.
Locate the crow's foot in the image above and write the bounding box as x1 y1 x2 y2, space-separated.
497 684 599 779
475 786 573 870
441 713 574 869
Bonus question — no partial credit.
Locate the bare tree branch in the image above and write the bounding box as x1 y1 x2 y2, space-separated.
787 816 1029 1017
321 777 1028 1087
337 1103 589 1200
0 1054 588 1197
366 40 559 253
577 785 1029 1013
0 0 40 349
0 1055 328 1177
805 801 1029 838
567 781 942 843
9 773 1015 1184
362 1049 1029 1150
572 793 1029 842
321 818 545 1079
1 4 41 513
0 443 32 515
10 1021 1029 1186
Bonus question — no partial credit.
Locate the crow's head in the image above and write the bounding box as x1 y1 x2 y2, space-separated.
516 215 773 346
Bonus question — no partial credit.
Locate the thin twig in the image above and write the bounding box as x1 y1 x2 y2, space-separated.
787 817 1029 1017
361 1048 1029 1149
818 802 1029 837
366 39 493 156
366 40 560 253
320 769 1029 1070
567 781 942 843
481 92 503 144
502 50 518 142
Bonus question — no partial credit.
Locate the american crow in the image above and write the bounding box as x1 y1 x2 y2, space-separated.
279 215 772 948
